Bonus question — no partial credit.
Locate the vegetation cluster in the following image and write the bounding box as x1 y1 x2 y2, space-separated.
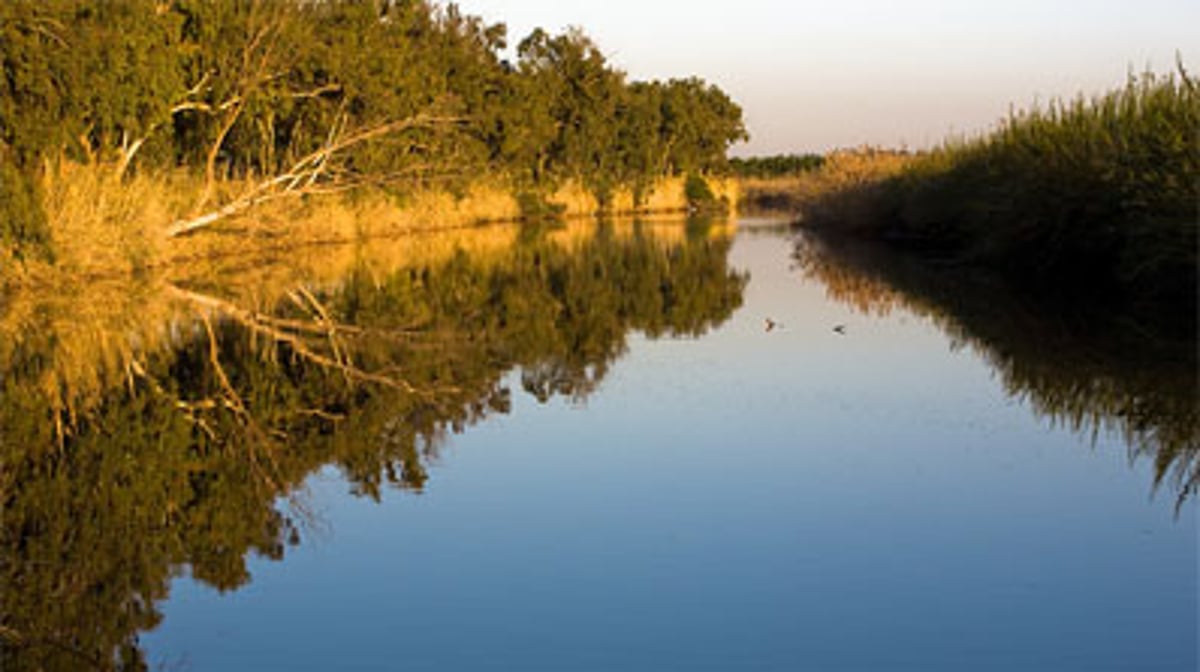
799 70 1198 306
0 0 747 273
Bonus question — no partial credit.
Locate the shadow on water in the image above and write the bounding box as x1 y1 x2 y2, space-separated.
795 230 1199 509
0 218 746 671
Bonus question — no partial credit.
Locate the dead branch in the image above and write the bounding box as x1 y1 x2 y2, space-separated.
293 408 347 422
165 114 463 238
289 286 352 382
115 131 147 178
200 98 246 204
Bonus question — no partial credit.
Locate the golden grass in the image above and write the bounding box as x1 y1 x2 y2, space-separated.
27 159 721 280
739 147 912 215
548 175 737 217
40 159 186 275
0 248 23 290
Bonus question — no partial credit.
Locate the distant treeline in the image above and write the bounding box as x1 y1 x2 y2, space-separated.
729 153 824 179
0 0 747 255
801 69 1198 306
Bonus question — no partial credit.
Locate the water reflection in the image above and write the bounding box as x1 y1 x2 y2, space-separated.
0 219 746 671
796 231 1199 506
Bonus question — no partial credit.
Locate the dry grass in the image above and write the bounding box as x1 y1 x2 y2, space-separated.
739 147 913 216
548 175 736 216
0 248 23 290
27 159 725 281
40 159 188 275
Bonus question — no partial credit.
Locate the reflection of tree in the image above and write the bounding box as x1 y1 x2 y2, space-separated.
797 232 1199 506
0 224 746 671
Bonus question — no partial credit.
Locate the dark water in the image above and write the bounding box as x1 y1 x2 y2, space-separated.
1 219 1195 671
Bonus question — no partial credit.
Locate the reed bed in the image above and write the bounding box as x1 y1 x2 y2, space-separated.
20 159 719 280
739 147 912 215
802 68 1198 303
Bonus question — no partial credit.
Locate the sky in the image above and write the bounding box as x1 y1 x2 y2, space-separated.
454 1 1197 156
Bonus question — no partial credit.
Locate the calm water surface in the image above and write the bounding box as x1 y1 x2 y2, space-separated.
3 218 1195 671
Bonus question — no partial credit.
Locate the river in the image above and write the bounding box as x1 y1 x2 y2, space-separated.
2 217 1195 671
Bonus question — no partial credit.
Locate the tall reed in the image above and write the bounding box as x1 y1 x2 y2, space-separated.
22 158 723 279
804 67 1199 304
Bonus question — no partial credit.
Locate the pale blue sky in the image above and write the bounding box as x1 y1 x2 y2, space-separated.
455 1 1197 155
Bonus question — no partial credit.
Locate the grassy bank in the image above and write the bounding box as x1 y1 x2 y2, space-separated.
1 0 747 286
0 161 735 285
798 69 1198 305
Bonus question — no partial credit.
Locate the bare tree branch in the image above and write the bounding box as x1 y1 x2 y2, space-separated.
165 114 463 238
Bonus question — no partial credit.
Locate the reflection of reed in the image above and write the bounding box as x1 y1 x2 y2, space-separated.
0 220 702 430
796 232 1199 506
0 219 745 672
0 275 192 437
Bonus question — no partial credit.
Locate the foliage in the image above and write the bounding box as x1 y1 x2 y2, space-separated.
684 172 721 212
0 0 748 257
0 146 48 258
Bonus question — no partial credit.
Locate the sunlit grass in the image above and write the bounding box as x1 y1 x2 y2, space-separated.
24 158 721 280
739 147 912 216
41 159 182 275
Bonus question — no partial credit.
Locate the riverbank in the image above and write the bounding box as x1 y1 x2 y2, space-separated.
790 70 1197 307
1 0 747 289
0 164 736 287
